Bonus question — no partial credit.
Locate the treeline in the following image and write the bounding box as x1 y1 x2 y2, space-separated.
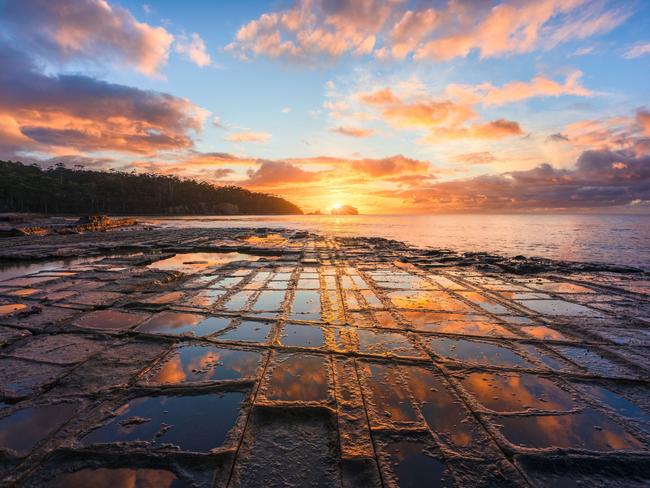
0 161 303 215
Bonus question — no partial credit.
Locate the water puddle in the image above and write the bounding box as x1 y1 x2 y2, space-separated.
519 344 569 371
0 257 98 282
388 291 472 312
210 276 243 289
0 303 28 315
576 383 650 424
222 291 255 311
216 320 273 343
140 291 185 305
497 408 643 450
144 344 262 384
406 367 478 447
81 392 246 452
264 354 329 401
0 403 77 456
517 299 600 317
357 329 421 357
48 468 187 488
360 362 418 423
280 324 325 348
148 252 258 274
520 325 568 341
383 441 453 488
552 345 636 377
428 337 532 368
461 372 575 412
529 282 595 294
289 290 321 321
297 278 320 289
74 310 149 331
137 312 231 337
403 311 516 338
251 290 286 311
457 292 510 314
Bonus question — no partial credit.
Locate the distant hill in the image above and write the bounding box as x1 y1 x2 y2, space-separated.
0 160 302 215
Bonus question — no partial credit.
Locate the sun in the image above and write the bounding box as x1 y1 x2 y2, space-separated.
332 202 342 210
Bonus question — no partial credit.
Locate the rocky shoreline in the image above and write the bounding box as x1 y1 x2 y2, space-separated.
0 227 648 486
0 214 142 238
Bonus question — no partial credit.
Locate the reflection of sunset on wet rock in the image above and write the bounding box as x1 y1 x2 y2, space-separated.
1 0 650 485
0 227 648 486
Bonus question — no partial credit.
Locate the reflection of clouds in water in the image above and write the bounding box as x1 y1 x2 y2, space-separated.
266 355 328 401
50 467 179 488
153 347 260 384
406 366 475 447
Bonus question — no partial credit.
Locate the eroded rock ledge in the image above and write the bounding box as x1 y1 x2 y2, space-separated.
0 228 648 487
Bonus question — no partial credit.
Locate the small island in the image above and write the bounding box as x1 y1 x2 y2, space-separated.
331 204 359 215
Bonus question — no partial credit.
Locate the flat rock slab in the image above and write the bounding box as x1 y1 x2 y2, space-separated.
0 227 648 487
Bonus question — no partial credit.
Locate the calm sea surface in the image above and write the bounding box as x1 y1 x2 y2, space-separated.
144 214 650 269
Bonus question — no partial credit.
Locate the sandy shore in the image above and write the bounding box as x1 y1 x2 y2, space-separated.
0 228 648 486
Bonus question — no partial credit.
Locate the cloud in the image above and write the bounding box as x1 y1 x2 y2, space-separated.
453 152 498 165
226 131 272 143
560 109 650 156
387 150 650 211
547 133 570 142
332 126 375 138
226 0 397 62
175 32 211 67
213 168 235 179
388 8 438 59
414 0 627 62
624 42 650 59
358 88 400 105
346 155 430 177
2 0 173 76
446 71 593 106
225 0 629 63
637 109 650 136
245 160 319 185
0 42 207 156
354 88 522 142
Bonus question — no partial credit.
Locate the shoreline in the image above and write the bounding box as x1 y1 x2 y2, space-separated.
0 227 649 485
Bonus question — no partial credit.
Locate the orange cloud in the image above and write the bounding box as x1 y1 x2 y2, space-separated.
446 71 593 106
358 88 401 105
388 8 438 59
453 152 498 165
354 87 522 143
226 0 628 63
347 155 430 177
413 0 626 62
331 126 375 138
637 109 650 136
0 42 207 156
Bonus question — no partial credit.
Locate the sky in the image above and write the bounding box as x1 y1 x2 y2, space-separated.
0 0 649 214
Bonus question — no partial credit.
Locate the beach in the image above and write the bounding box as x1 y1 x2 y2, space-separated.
0 226 648 486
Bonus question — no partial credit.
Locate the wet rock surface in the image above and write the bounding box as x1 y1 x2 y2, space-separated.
0 227 648 487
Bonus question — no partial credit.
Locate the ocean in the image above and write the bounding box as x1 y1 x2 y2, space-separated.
143 214 650 269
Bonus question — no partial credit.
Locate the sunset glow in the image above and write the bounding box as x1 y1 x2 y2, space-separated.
0 0 648 214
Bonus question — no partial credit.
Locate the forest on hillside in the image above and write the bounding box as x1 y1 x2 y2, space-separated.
0 161 302 215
